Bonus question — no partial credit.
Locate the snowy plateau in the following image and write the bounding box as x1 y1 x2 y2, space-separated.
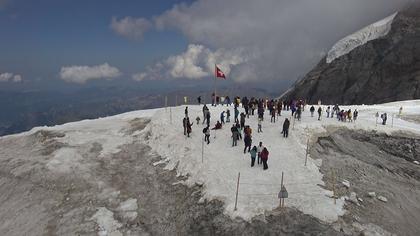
326 12 398 63
0 100 420 235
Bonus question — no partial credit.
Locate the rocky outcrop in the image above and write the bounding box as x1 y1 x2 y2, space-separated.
282 5 420 105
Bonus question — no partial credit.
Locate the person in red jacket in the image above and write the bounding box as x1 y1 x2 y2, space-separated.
261 147 269 170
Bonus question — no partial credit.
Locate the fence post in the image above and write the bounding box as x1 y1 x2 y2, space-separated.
305 138 309 166
201 136 204 163
234 172 241 211
392 114 394 128
331 169 336 205
170 107 172 124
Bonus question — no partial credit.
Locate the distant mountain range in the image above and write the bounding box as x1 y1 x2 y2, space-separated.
0 86 278 136
282 3 420 105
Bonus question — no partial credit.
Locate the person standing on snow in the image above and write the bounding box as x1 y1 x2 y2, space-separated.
240 113 246 130
282 118 290 138
270 108 276 123
317 107 322 121
202 105 208 124
250 146 257 167
257 142 264 165
220 111 225 124
203 126 210 144
195 116 200 125
185 106 189 117
326 106 331 118
310 106 315 117
244 134 252 153
186 117 193 137
353 109 358 121
381 113 387 125
183 117 188 135
234 107 239 123
231 125 239 147
206 111 211 127
226 109 231 123
197 96 202 105
261 147 269 170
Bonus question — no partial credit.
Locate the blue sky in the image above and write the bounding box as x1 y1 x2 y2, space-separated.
0 0 409 91
0 0 190 86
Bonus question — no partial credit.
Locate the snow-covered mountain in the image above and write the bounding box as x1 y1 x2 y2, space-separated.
282 4 420 105
326 12 397 64
1 100 420 235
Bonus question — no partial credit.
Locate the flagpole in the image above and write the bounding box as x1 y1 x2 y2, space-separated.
214 64 217 106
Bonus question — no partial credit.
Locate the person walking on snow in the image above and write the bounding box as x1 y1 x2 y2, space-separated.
310 106 315 117
257 142 264 165
244 134 252 153
317 107 322 121
206 111 211 127
270 109 276 123
234 107 239 123
202 105 208 124
197 96 202 105
261 147 269 170
381 113 387 125
326 106 331 118
258 118 263 133
282 118 290 138
185 106 188 117
250 146 257 167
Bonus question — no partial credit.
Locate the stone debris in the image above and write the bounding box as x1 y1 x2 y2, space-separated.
377 196 388 203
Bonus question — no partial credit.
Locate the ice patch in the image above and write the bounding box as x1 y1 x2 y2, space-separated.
327 12 397 63
91 207 122 236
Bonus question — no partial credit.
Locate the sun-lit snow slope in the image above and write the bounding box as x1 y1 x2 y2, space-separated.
146 100 420 222
2 99 419 225
326 12 398 63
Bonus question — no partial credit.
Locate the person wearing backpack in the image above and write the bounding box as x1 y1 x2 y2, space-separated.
261 147 269 170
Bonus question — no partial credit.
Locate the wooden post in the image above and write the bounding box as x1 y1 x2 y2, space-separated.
234 172 241 211
305 138 309 166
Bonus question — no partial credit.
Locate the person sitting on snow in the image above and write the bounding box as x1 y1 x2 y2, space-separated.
211 121 222 130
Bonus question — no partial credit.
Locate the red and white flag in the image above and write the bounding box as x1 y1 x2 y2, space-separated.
215 65 226 79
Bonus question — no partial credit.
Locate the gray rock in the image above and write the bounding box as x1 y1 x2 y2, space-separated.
378 196 388 202
282 5 420 105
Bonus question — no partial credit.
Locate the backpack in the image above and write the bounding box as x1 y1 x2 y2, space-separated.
203 127 208 134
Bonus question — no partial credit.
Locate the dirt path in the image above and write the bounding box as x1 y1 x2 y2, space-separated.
311 128 420 236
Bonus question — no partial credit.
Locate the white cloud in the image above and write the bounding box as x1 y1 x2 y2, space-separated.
134 44 251 81
110 16 152 40
59 63 121 84
0 72 23 82
146 0 410 83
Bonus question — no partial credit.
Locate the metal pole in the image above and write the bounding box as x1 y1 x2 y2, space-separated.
165 96 168 112
234 172 240 211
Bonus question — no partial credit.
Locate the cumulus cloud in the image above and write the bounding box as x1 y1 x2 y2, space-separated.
135 44 251 81
59 63 121 84
110 16 152 40
138 0 411 83
0 72 23 82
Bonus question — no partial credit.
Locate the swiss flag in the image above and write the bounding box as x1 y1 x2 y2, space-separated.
215 65 226 79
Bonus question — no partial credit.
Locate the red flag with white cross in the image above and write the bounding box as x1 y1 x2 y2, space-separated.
215 65 226 79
